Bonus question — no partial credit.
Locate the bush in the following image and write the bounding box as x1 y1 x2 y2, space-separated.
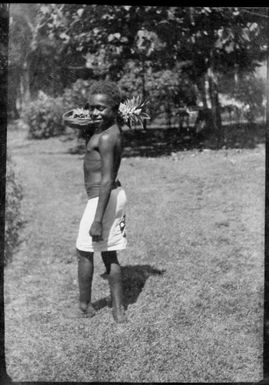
23 91 66 139
5 154 23 266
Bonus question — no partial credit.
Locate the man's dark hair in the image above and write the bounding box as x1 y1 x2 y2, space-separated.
89 80 122 108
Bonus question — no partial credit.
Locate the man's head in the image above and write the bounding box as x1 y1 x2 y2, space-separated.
87 81 122 129
89 81 122 109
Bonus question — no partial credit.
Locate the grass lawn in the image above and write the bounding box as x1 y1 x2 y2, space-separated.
4 123 264 382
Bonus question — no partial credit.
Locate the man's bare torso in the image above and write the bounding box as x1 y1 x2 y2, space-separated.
84 124 123 198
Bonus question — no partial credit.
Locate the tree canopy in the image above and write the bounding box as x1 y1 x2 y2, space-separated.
8 5 268 132
31 5 267 79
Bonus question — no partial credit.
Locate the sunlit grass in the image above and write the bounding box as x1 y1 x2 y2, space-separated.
4 127 264 382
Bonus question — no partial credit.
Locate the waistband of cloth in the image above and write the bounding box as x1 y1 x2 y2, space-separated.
86 180 122 199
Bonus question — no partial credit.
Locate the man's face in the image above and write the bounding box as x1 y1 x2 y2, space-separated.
88 94 117 130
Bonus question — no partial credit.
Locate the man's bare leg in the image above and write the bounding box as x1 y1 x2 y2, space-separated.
101 251 127 323
77 249 96 317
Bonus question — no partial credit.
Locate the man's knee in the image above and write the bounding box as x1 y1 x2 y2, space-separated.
101 251 119 273
77 249 94 261
101 250 117 259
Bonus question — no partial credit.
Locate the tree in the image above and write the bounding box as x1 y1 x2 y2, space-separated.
31 5 170 85
8 3 43 117
25 6 268 136
153 7 267 139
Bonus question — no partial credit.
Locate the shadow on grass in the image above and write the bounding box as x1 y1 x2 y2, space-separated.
92 264 165 311
68 122 265 158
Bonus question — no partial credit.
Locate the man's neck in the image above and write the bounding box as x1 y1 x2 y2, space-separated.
94 121 117 135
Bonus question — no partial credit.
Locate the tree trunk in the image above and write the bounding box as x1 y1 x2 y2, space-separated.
7 65 20 119
165 102 172 128
141 59 147 130
22 64 31 104
207 65 222 147
197 74 208 109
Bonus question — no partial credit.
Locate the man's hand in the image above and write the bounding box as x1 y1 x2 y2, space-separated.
90 221 103 242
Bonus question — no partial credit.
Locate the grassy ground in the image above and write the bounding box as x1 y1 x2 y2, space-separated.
4 122 264 382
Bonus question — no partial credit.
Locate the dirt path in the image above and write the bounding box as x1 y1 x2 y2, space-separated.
4 127 265 382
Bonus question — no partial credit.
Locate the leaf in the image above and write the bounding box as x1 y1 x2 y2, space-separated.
201 7 212 14
215 39 223 50
120 36 128 43
59 32 70 43
77 8 84 17
108 33 121 42
119 96 150 127
242 29 250 42
225 42 235 53
40 5 50 15
249 22 258 32
232 8 240 16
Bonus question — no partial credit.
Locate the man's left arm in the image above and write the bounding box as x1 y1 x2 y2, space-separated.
89 134 115 241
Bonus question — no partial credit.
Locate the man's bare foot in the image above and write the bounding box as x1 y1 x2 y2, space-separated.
112 306 127 323
79 302 96 318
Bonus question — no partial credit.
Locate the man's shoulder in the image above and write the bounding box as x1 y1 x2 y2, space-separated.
99 125 121 146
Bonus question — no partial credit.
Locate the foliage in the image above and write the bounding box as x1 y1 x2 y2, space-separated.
8 4 37 116
23 91 65 139
235 75 265 122
0 4 9 75
34 5 267 79
118 62 197 123
62 79 94 110
8 4 33 68
119 96 150 128
28 39 64 97
33 5 169 80
117 61 144 99
240 79 265 123
22 79 96 140
12 5 268 133
175 7 267 76
219 71 266 122
30 5 267 132
5 154 23 266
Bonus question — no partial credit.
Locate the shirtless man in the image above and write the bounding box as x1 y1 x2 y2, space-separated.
75 81 127 323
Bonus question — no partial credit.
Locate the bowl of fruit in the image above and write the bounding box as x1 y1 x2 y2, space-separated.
62 108 93 129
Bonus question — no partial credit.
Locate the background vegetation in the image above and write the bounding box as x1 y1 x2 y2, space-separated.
5 154 23 266
7 5 268 138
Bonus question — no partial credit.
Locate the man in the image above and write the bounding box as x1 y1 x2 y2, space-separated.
76 81 127 323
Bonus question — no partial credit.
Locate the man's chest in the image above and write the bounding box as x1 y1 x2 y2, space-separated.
84 135 101 172
86 134 100 152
